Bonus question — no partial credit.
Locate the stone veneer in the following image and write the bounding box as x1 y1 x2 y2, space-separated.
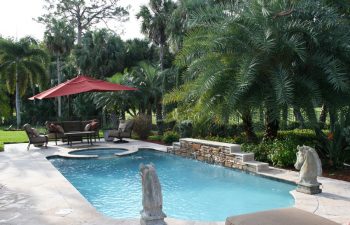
167 138 269 173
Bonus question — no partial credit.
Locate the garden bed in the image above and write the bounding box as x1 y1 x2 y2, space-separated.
323 168 350 182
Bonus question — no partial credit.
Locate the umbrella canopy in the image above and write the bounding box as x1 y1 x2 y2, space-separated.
29 75 137 100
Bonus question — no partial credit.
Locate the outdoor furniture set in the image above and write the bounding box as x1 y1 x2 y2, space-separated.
24 119 134 149
45 120 100 146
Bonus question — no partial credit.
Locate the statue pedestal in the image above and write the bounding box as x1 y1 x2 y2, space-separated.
296 183 322 195
140 211 166 225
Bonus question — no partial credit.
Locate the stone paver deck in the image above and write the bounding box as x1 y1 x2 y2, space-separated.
0 139 349 225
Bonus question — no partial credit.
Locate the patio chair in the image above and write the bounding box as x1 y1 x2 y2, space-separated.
108 120 134 143
23 124 48 150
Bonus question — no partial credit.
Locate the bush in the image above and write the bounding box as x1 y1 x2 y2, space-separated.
148 135 163 141
162 131 180 145
133 114 152 140
268 138 298 167
0 142 3 151
242 137 305 168
241 142 271 163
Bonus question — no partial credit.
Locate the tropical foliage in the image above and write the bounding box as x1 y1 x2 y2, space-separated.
1 0 350 169
0 37 48 128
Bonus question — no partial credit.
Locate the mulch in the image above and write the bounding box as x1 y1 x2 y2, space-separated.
323 168 350 182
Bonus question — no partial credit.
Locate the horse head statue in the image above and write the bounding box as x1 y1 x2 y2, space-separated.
294 145 322 186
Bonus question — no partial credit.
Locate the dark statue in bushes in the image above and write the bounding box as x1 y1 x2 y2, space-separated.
178 120 192 138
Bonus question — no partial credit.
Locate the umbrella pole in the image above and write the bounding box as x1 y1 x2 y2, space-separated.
68 95 71 120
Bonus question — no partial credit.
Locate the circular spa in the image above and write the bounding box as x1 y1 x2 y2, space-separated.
49 149 295 221
69 148 127 158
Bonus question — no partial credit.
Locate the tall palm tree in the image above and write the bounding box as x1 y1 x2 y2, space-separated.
165 0 350 140
44 18 75 118
0 37 48 128
137 0 176 134
137 0 176 71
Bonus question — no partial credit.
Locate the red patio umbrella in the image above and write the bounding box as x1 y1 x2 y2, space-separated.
29 75 137 100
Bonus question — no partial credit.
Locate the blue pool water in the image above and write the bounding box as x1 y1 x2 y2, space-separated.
49 149 295 221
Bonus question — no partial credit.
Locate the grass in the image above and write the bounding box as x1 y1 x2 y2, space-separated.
0 130 28 151
0 130 28 143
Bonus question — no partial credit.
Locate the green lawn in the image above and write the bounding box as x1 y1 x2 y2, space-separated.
0 130 28 143
0 130 28 151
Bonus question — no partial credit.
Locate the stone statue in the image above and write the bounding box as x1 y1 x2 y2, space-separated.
294 145 322 194
140 163 166 225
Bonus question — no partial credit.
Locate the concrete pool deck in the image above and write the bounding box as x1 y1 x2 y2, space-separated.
0 139 350 225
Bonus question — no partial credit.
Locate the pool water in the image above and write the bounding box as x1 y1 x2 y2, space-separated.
49 149 295 221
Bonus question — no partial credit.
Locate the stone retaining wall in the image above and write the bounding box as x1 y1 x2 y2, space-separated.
168 138 268 173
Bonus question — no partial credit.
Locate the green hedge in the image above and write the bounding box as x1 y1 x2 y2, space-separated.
201 129 319 168
162 131 180 145
241 129 318 167
0 142 3 152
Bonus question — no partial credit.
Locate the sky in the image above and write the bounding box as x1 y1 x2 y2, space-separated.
0 0 148 41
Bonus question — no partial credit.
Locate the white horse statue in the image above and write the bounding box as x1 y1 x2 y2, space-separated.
140 163 166 225
294 145 322 186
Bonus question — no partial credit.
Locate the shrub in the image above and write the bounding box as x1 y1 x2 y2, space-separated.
268 138 298 167
242 137 305 167
0 142 3 151
133 114 152 140
162 131 180 145
241 142 271 163
148 135 163 141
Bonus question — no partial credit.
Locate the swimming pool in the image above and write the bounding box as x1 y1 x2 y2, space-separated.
49 149 295 221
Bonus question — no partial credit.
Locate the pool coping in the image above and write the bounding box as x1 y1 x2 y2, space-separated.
1 140 350 225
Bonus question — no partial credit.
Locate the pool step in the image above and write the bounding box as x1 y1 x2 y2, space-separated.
244 161 269 172
167 142 181 153
231 152 254 162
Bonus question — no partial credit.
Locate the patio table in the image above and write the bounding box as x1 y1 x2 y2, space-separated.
64 131 95 146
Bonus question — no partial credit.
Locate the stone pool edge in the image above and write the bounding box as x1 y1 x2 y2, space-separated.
1 140 350 225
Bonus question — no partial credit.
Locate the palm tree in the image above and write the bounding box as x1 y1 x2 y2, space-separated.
167 0 210 52
0 37 48 128
127 62 164 134
44 18 75 118
137 0 176 134
165 0 350 140
75 29 126 78
137 0 176 71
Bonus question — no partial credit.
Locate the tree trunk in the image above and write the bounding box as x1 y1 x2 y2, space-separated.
159 43 164 71
156 102 164 135
119 110 126 120
319 104 328 129
241 110 258 143
110 111 118 129
77 22 83 46
15 65 21 129
263 109 279 140
146 104 153 124
293 107 305 128
281 106 288 129
57 55 62 118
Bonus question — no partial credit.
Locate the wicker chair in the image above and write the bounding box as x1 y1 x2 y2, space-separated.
108 120 134 143
23 124 48 150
